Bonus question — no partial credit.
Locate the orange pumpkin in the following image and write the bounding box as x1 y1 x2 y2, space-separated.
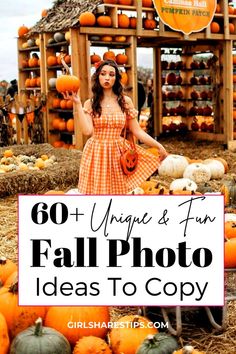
0 257 17 284
224 238 236 268
142 0 153 7
45 306 110 346
229 23 235 34
79 12 96 26
41 9 48 17
118 13 130 28
73 336 112 354
58 120 67 131
91 53 102 64
143 18 157 30
225 221 236 239
4 271 17 287
228 6 235 15
103 51 116 61
60 99 67 109
0 312 10 354
114 35 127 42
0 282 46 338
66 99 73 109
116 53 128 65
53 140 64 148
129 17 137 28
110 315 157 354
120 71 128 85
56 75 80 93
97 15 112 27
28 57 39 67
47 55 58 66
66 118 74 132
25 78 31 87
155 1 216 35
64 54 71 64
18 25 29 37
210 21 220 33
52 98 61 109
173 346 205 354
52 118 63 130
215 4 221 13
118 0 133 4
100 35 113 42
233 92 236 101
103 0 118 3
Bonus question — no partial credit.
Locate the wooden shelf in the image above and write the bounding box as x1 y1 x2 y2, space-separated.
46 41 69 48
19 46 40 52
20 67 40 72
90 40 131 48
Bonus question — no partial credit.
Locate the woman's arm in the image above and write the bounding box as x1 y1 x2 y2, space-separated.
63 91 93 136
125 96 168 161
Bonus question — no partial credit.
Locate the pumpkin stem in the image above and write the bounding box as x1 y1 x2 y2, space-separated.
9 280 18 294
131 316 141 328
34 317 43 336
0 256 7 265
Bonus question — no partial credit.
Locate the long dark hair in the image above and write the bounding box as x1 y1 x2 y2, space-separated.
91 60 126 117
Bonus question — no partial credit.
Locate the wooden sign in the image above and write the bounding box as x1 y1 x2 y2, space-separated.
153 0 217 35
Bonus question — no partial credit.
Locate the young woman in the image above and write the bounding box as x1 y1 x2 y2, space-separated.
64 60 168 194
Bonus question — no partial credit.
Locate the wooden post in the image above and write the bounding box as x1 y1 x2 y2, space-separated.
71 29 90 150
222 40 234 147
153 47 162 138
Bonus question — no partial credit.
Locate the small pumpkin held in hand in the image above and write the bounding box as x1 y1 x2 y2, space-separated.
10 317 71 354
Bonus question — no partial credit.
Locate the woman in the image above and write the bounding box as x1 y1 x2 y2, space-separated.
65 60 168 194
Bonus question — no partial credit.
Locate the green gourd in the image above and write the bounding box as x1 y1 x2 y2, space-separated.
10 317 71 354
136 332 179 354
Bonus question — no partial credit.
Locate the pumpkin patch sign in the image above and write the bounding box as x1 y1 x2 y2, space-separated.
153 0 217 35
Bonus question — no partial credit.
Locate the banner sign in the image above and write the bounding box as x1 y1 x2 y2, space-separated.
18 195 224 307
153 0 217 35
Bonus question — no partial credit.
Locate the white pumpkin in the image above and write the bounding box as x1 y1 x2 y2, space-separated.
225 213 236 222
128 187 145 194
203 159 225 179
170 178 197 192
158 154 189 178
183 163 211 183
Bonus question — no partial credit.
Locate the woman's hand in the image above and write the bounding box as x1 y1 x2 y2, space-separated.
62 90 81 104
158 145 168 162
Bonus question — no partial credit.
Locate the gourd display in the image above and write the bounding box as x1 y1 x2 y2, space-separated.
158 154 189 178
10 318 71 354
73 336 112 354
136 333 179 354
109 315 158 354
45 306 110 346
0 312 10 354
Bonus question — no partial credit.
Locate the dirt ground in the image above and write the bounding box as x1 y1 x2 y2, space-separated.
0 136 236 353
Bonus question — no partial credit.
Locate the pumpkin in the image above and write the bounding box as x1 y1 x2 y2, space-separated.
202 159 225 180
47 56 57 66
100 35 113 42
73 336 111 354
66 99 73 109
91 53 102 64
142 0 153 7
109 315 157 354
129 17 137 28
60 99 67 109
225 221 236 239
0 257 17 284
54 32 65 42
210 21 220 33
183 163 211 184
170 178 197 192
52 98 61 109
10 317 71 354
49 78 57 88
103 50 116 61
143 18 157 30
3 149 14 158
128 187 145 194
78 12 96 26
225 213 236 222
56 75 80 93
18 25 29 37
118 13 130 28
97 15 112 27
214 157 229 173
220 180 236 207
158 154 189 179
114 35 127 42
41 9 48 17
173 346 205 354
120 71 128 85
4 271 18 287
116 53 128 65
0 312 9 354
224 238 236 268
136 333 179 354
45 306 110 346
118 0 133 4
146 147 160 157
65 31 70 42
0 282 46 338
66 118 74 132
229 23 235 34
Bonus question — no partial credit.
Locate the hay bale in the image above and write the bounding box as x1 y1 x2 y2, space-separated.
0 144 82 197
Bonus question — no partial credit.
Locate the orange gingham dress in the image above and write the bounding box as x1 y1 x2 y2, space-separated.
78 104 160 195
